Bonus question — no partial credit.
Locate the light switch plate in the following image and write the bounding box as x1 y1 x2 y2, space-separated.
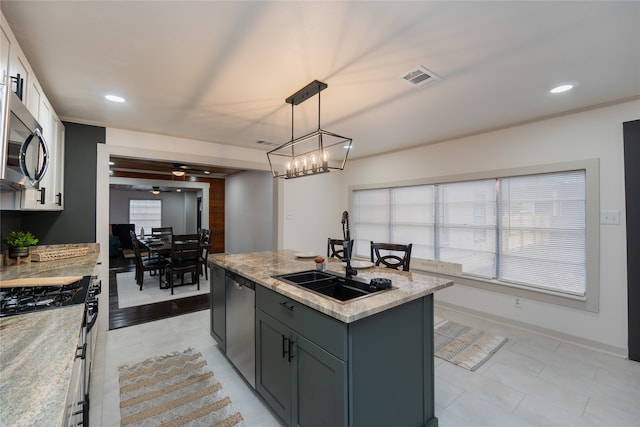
600 210 620 225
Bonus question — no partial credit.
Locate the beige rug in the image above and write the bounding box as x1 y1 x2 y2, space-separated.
116 271 210 308
434 317 508 371
118 348 245 427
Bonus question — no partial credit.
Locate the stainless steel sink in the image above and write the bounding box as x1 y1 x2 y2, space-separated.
273 270 390 303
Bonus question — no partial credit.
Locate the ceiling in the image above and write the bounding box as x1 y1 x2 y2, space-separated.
2 1 639 176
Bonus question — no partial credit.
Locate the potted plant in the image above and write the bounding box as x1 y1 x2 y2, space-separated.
3 231 39 258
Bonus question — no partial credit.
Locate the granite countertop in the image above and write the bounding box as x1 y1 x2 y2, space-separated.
209 249 454 323
0 304 85 426
0 243 100 287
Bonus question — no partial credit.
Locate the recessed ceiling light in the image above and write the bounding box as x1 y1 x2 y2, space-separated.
105 94 126 103
550 84 574 94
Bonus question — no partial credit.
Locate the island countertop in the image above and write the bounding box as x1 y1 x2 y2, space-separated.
209 249 454 323
0 243 100 287
0 305 85 426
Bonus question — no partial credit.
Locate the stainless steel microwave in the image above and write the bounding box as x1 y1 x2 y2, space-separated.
0 90 49 191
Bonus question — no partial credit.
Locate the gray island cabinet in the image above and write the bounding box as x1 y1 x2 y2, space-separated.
209 250 454 427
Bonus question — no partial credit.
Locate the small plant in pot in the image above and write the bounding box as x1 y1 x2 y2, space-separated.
3 231 39 258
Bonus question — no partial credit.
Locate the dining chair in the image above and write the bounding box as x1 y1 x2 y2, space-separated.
199 229 212 279
130 231 167 290
327 238 354 260
151 226 173 238
164 233 200 295
370 241 413 271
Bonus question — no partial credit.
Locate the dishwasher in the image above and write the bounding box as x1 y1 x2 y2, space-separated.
225 270 256 388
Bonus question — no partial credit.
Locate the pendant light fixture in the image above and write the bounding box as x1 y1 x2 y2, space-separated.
267 80 352 179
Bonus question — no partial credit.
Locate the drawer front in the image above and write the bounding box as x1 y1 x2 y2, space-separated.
256 286 347 360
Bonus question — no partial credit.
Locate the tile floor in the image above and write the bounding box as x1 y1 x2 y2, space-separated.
90 307 640 427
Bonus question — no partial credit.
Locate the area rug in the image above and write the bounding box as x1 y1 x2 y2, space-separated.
434 317 508 371
116 271 210 309
118 348 245 427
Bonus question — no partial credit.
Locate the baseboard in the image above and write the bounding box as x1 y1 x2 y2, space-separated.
434 300 628 359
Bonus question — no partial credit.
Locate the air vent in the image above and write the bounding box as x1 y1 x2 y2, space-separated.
401 66 442 88
256 140 276 146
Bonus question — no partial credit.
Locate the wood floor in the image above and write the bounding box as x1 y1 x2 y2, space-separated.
108 255 209 330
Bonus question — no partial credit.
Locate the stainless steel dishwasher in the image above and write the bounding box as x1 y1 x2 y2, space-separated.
225 270 256 388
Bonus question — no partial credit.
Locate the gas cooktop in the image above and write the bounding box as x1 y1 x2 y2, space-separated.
0 278 89 317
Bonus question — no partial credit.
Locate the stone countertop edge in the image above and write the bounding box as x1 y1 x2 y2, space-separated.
0 304 85 426
0 243 100 283
208 249 454 323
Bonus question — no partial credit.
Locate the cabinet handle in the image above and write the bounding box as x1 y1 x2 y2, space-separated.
56 192 62 206
282 336 288 359
38 187 46 204
279 301 294 311
288 338 294 362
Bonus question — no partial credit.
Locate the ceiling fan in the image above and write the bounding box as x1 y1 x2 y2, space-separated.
150 186 174 194
172 163 212 177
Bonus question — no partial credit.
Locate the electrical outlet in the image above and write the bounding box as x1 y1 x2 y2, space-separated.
514 297 522 308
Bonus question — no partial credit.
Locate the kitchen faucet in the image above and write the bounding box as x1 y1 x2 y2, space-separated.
342 211 357 278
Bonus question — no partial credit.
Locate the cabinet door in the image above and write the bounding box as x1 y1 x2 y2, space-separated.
210 265 226 350
54 120 65 209
294 335 347 427
256 309 293 426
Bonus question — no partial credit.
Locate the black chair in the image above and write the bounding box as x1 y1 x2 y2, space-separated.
165 233 200 295
327 238 354 260
151 226 173 238
130 231 167 290
370 241 413 271
199 229 212 279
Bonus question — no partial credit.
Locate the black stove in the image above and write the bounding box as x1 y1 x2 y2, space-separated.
0 277 90 317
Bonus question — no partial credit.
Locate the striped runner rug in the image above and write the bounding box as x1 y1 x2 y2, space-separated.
434 317 508 371
118 348 245 427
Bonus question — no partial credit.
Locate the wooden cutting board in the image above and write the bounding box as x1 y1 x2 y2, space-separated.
0 276 83 288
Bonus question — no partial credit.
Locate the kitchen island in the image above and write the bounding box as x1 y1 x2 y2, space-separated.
209 249 454 427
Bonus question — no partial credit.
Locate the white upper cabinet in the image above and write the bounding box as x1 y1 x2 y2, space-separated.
1 12 65 211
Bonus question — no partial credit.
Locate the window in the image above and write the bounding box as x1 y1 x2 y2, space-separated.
351 162 597 310
129 199 162 235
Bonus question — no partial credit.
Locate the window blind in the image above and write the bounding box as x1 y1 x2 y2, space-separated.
351 169 587 297
129 199 162 235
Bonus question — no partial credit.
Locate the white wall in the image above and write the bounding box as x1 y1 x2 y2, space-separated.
96 101 639 355
337 99 638 355
109 188 199 234
225 171 277 254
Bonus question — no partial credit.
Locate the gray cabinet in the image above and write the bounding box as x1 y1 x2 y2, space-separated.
256 290 348 427
209 264 226 350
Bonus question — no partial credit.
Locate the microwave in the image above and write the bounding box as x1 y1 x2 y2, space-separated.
0 89 49 191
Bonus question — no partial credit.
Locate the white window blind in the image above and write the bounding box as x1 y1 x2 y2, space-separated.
129 199 162 235
498 171 586 296
438 180 497 278
351 169 587 297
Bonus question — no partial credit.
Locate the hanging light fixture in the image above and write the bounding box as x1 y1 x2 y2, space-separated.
267 80 352 179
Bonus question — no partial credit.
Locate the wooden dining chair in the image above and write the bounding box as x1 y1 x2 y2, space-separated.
164 233 200 295
199 229 212 279
151 226 173 238
130 231 167 290
327 238 354 260
370 241 413 271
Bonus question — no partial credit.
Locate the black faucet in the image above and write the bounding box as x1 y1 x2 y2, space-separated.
342 211 357 278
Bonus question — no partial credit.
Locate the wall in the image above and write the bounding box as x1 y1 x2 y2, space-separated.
334 99 637 355
109 188 199 234
225 170 276 254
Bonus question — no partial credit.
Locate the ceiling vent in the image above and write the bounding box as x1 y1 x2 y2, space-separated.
401 66 441 88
